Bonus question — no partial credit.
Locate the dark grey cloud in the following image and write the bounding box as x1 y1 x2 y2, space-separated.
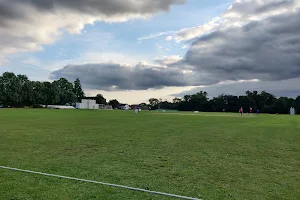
50 63 193 91
183 9 300 84
24 0 186 15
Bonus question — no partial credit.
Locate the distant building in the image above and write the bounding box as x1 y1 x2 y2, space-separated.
119 104 131 110
99 104 113 110
76 99 99 110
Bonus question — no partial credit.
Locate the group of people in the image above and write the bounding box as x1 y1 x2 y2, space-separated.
239 107 259 116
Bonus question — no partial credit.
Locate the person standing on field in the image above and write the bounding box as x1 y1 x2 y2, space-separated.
239 107 243 116
250 107 253 117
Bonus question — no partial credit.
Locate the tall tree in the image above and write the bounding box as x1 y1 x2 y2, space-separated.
274 98 287 114
18 75 34 106
109 99 120 109
53 78 75 105
95 94 107 104
173 98 182 104
43 82 60 106
32 81 46 105
0 72 22 106
149 98 160 108
183 95 192 102
295 96 300 114
73 78 85 102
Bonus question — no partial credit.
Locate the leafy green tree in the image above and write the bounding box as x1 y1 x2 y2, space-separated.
183 95 192 102
213 95 226 112
190 91 208 111
149 98 160 108
295 96 300 114
43 82 60 106
0 72 22 107
32 81 46 105
109 99 120 109
17 75 34 106
260 91 276 106
274 98 287 114
53 78 75 105
172 98 182 104
95 94 106 104
73 78 85 102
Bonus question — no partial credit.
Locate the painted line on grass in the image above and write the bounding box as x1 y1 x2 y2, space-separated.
0 166 201 200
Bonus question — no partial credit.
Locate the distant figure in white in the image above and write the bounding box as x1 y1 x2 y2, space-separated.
290 107 295 115
249 107 253 117
135 106 140 114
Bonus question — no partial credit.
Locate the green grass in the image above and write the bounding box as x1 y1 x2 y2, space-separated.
0 109 300 200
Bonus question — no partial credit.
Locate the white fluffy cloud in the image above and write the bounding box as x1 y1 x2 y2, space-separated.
165 36 174 41
175 0 300 41
0 0 185 64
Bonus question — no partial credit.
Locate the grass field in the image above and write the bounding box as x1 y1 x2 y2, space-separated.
1 109 300 200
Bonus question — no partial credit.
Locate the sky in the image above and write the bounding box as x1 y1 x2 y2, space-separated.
1 0 300 104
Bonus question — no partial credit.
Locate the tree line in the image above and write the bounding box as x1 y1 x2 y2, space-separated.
0 72 85 107
0 72 123 108
149 91 300 114
1 72 299 114
0 72 118 107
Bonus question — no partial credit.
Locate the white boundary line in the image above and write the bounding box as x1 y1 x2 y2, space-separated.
0 166 201 200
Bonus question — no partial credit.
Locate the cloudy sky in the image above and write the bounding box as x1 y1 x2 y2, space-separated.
1 0 300 103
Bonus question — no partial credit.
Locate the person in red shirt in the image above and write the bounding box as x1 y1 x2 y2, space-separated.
250 107 253 116
239 107 243 116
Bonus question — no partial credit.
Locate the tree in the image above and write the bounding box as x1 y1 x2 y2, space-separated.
260 91 276 109
239 95 250 110
53 78 75 105
296 96 300 114
149 98 160 109
246 90 259 109
177 91 209 111
274 98 287 114
43 82 60 106
73 78 85 102
183 95 192 102
0 72 23 107
32 81 46 105
213 94 239 112
1 70 299 115
16 74 31 106
190 91 208 111
95 94 106 104
173 98 182 104
109 99 120 109
215 95 226 112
